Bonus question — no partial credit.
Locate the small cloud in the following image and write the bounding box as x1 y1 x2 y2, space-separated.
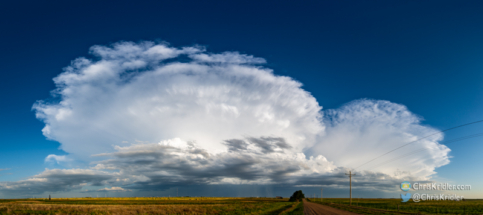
45 154 71 164
224 139 248 152
98 187 130 192
0 168 10 171
190 51 266 64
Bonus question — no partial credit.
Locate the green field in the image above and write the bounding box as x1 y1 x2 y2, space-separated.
308 198 483 214
0 197 303 215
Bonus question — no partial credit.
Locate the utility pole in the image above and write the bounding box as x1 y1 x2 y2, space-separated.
177 188 178 197
345 171 356 206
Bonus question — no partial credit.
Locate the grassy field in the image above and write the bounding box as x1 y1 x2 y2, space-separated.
308 198 483 214
0 197 303 215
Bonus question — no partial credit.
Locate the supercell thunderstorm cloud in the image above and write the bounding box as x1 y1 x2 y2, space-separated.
1 41 451 195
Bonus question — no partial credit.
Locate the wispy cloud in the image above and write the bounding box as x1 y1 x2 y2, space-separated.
97 187 130 192
45 154 71 164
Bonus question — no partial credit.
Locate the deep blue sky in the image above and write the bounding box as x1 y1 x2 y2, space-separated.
1 0 483 196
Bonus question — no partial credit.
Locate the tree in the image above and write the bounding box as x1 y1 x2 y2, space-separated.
289 190 305 202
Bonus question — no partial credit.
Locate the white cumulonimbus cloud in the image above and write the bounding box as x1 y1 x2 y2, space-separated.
11 41 451 195
33 41 323 159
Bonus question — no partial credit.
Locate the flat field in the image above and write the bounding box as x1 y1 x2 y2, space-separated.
0 197 302 215
308 198 483 214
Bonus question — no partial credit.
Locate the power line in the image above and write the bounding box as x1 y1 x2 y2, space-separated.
366 131 483 171
368 149 425 171
367 132 483 171
354 119 483 170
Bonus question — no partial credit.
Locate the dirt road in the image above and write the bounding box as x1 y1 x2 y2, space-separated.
303 199 360 215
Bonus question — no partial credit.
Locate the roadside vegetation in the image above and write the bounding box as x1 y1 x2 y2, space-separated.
280 202 303 215
308 198 483 214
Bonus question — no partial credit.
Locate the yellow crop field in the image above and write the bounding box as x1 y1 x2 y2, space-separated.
0 197 302 215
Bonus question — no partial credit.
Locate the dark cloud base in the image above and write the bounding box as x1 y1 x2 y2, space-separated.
2 184 406 199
